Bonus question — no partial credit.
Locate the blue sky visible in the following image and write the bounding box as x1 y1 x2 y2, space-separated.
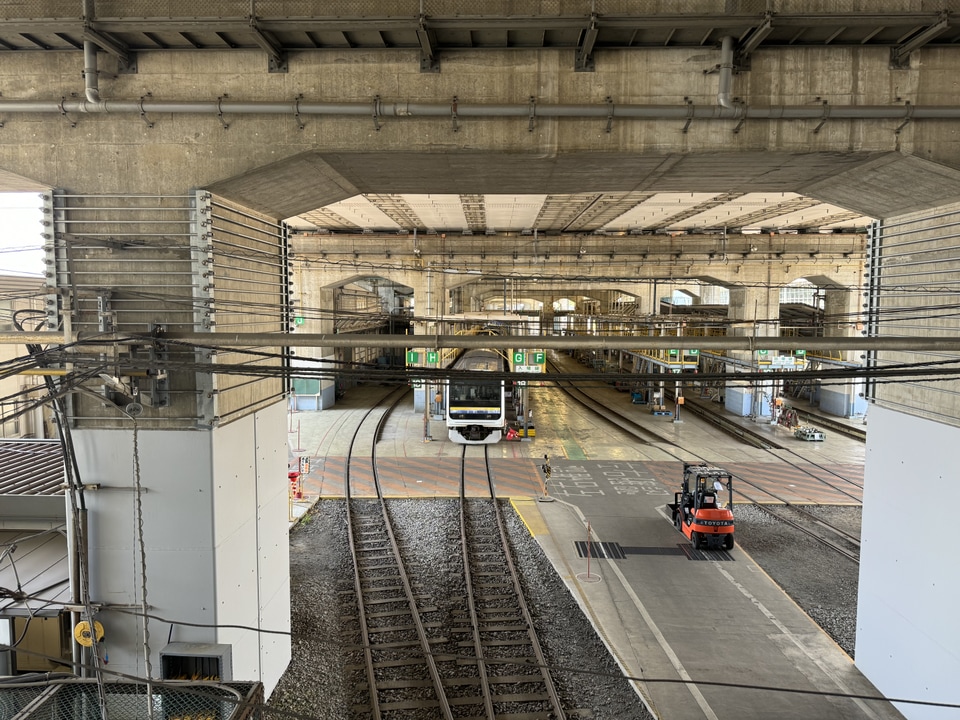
0 192 45 277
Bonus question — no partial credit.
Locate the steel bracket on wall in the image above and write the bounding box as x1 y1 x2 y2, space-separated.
139 331 170 410
418 15 440 73
117 52 138 74
248 15 288 73
890 12 950 69
575 14 598 72
734 14 774 72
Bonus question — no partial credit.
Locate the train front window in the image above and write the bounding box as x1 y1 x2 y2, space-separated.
450 381 500 404
449 380 502 419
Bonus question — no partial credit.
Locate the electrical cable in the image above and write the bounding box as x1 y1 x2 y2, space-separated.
109 607 291 636
14 316 107 703
2 639 958 714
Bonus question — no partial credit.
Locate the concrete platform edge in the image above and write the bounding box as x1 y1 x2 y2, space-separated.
511 497 663 720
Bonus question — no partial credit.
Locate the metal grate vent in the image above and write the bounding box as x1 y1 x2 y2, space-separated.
574 541 625 559
160 642 233 681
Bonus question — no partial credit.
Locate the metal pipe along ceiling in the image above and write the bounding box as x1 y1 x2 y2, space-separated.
0 97 956 121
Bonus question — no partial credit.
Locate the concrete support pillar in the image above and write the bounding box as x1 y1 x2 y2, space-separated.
631 286 655 315
542 295 555 335
51 189 291 695
462 284 483 313
727 286 780 337
412 269 440 334
71 406 289 692
820 287 868 418
407 272 435 415
725 286 781 418
290 279 336 410
822 286 861 345
597 289 615 314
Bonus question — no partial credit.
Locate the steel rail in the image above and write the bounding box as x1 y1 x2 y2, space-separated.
548 372 659 447
548 360 770 451
548 367 861 503
342 401 384 719
547 356 864 502
479 446 568 720
739 495 861 565
458 446 496 720
344 385 456 719
791 406 867 443
678 395 866 492
668 394 781 450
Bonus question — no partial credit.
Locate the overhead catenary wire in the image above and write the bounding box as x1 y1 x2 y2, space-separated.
25 341 960 388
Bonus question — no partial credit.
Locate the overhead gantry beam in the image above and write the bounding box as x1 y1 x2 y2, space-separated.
890 12 950 68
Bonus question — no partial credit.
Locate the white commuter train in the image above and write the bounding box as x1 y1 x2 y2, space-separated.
445 348 508 444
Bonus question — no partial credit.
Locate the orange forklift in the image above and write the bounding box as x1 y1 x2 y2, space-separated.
668 462 735 550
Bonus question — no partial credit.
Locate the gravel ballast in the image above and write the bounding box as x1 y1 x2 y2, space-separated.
269 499 655 719
268 499 859 717
732 503 861 658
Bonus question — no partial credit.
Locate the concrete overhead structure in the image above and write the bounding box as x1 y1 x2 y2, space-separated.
1 2 959 714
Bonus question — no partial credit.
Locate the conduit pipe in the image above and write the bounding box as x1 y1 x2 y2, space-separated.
2 96 959 122
82 41 102 104
717 35 735 109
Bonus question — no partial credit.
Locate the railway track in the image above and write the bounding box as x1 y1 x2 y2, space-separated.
455 446 568 719
792 406 867 442
736 491 861 565
677 394 785 449
342 386 457 718
675 394 786 450
548 360 863 564
548 359 863 499
342 387 572 718
680 395 866 496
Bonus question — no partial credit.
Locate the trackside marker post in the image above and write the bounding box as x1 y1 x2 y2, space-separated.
586 522 593 579
577 521 601 584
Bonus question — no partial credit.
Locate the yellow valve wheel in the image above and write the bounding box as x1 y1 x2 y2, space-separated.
73 620 104 647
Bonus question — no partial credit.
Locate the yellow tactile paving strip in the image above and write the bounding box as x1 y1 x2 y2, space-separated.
510 498 550 536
